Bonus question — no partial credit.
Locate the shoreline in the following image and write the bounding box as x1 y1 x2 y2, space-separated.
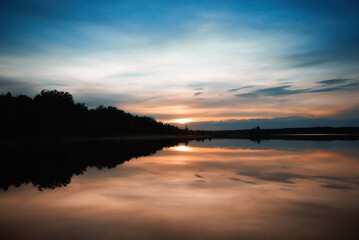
1 133 359 145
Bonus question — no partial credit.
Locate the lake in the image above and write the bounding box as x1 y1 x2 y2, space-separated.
1 139 359 240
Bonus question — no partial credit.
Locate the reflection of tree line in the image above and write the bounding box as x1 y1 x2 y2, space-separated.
0 90 184 137
199 126 359 142
0 138 197 191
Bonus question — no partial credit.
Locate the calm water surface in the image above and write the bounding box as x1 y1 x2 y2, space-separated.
1 139 359 240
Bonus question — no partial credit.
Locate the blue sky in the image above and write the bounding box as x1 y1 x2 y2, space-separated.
1 0 359 128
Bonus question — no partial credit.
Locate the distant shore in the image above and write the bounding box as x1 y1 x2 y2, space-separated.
194 126 359 141
2 127 359 145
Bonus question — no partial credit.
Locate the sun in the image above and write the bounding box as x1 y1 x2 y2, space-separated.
171 118 192 124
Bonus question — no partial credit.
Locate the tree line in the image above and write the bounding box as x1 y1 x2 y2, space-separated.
0 90 184 137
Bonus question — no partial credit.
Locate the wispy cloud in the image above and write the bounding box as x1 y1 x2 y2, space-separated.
309 82 359 93
236 85 308 98
316 78 349 85
236 81 358 98
227 86 253 92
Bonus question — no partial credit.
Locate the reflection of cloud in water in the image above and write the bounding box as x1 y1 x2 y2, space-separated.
103 193 147 200
228 177 257 184
237 170 357 190
237 171 310 184
1 139 359 240
194 180 205 183
189 139 359 154
320 183 353 190
280 188 296 191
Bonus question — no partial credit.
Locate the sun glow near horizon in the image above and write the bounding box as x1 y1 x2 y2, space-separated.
169 118 193 124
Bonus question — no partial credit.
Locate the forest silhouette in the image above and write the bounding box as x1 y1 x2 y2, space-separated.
0 90 184 137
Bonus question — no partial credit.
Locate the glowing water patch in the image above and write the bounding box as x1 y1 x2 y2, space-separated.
170 145 192 152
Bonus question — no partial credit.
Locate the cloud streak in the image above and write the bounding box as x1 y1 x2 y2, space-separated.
236 85 308 98
316 78 349 85
236 81 358 98
227 86 253 92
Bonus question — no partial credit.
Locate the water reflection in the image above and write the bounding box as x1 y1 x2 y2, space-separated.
0 138 192 191
0 139 359 240
170 145 192 152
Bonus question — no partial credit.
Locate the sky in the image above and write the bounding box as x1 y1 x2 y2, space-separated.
0 0 359 129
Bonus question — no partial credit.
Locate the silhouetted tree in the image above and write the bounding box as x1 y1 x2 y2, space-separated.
0 90 184 138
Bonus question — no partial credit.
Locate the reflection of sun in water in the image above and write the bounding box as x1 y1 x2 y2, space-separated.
171 118 191 124
170 145 192 152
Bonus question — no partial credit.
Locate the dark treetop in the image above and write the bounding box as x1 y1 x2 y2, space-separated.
0 90 184 137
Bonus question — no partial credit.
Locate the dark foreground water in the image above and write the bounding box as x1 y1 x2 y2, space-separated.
1 139 359 240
